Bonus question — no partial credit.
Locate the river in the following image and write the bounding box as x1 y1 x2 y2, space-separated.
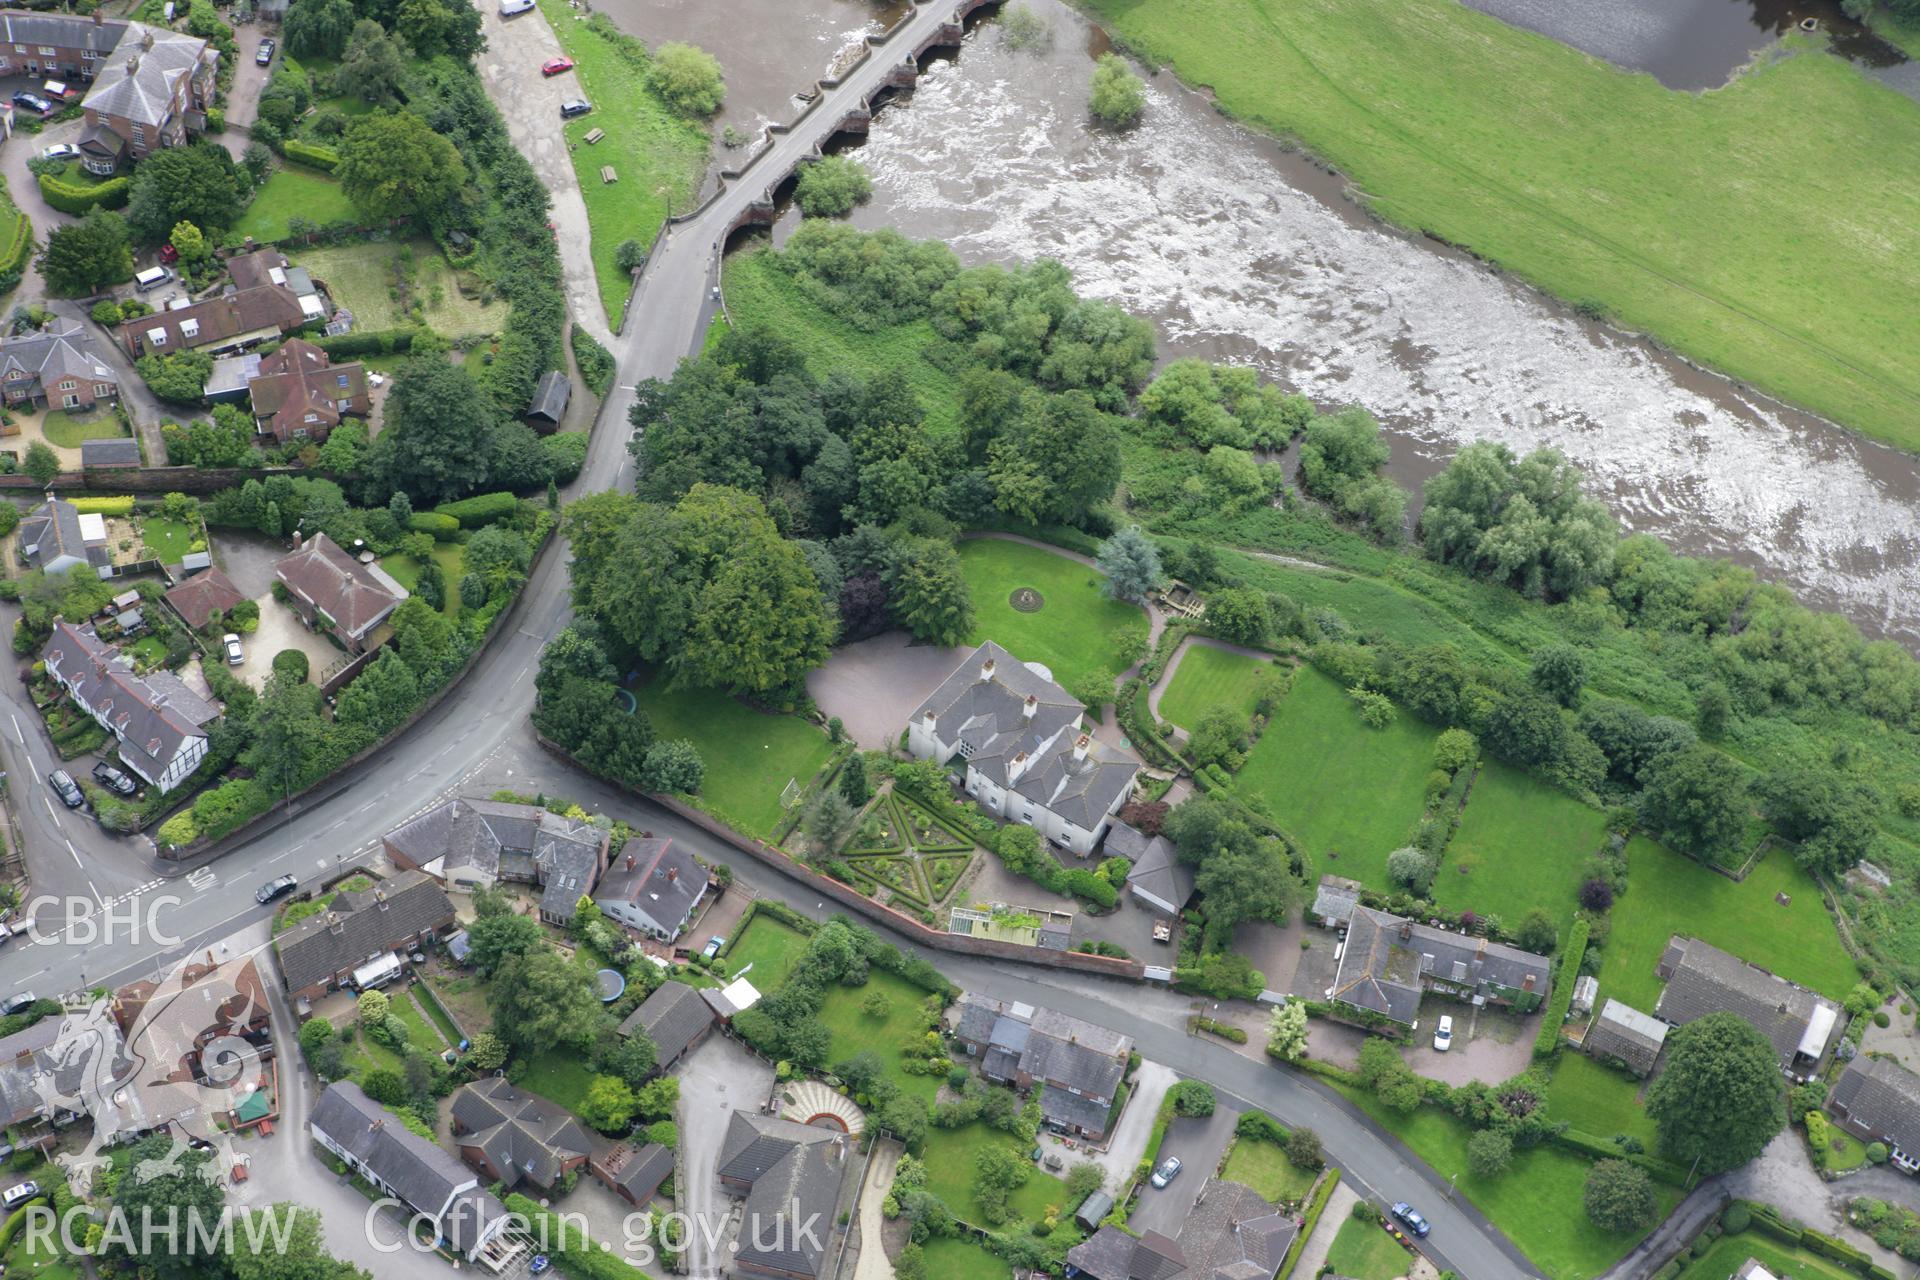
596 0 1920 652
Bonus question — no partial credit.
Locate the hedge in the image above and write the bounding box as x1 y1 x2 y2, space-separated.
544 430 588 485
69 495 135 516
315 327 418 359
1551 1128 1689 1186
1533 917 1589 1060
408 512 460 540
38 172 131 215
0 206 31 276
503 1194 635 1280
1278 1168 1340 1279
1726 1201 1896 1279
281 139 340 172
433 491 519 528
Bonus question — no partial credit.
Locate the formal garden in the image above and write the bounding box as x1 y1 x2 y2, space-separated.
841 788 976 909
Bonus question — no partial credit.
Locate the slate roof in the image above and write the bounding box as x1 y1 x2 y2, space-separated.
1653 936 1841 1064
593 1140 673 1203
19 496 105 572
444 1187 509 1256
1066 1226 1188 1280
616 980 713 1065
1584 999 1667 1076
951 991 1005 1044
912 641 1082 760
1828 1055 1920 1156
0 12 125 54
1039 1083 1112 1134
1126 832 1195 912
526 369 569 425
86 23 213 129
273 531 408 642
715 1110 841 1186
0 324 116 399
80 437 140 468
1020 1008 1131 1098
1330 906 1550 1026
42 621 217 787
311 1081 473 1216
1185 1179 1298 1277
1311 875 1364 926
0 1013 133 1129
1010 734 1140 831
273 870 454 993
163 566 245 630
385 796 607 923
593 837 704 932
451 1078 591 1191
734 1138 849 1279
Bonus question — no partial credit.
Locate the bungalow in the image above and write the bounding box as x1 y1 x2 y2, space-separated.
117 285 309 359
591 838 708 941
271 871 454 1001
451 1078 593 1194
908 641 1140 856
381 796 610 927
1067 1177 1296 1280
0 324 117 410
42 620 217 793
273 531 409 655
616 980 715 1071
1652 936 1840 1076
162 566 246 632
1825 1055 1920 1174
17 496 107 576
1327 906 1550 1028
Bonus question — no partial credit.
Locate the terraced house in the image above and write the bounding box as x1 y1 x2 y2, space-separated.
950 993 1134 1142
1328 906 1551 1028
41 620 218 793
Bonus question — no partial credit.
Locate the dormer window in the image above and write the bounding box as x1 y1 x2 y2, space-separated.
179 319 199 339
146 328 167 348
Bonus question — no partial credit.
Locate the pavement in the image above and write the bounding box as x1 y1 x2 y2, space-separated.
673 1032 774 1278
1129 1105 1240 1239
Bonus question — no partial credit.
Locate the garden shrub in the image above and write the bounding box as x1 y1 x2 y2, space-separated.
1722 1203 1751 1233
38 172 131 215
1532 918 1589 1059
70 495 136 516
272 649 310 683
544 431 588 485
408 511 460 540
282 139 340 171
434 491 519 528
316 327 418 359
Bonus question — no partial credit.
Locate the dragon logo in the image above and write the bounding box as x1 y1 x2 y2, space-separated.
28 938 272 1196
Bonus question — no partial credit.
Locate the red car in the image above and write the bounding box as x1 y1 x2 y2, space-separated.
540 56 574 77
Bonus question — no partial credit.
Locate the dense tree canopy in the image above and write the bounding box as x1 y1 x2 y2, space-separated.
283 0 357 57
1636 745 1750 862
334 19 410 105
1644 1012 1785 1173
1136 358 1309 450
1419 442 1615 600
1753 767 1879 877
338 109 468 221
370 358 496 505
127 144 244 242
38 209 133 296
1297 405 1408 542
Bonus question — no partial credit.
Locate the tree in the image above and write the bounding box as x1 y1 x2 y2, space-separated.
1096 527 1164 603
971 1144 1031 1226
1514 908 1558 955
1088 52 1144 128
1266 1001 1308 1061
490 947 602 1055
1386 846 1434 895
860 989 892 1020
1188 705 1248 772
1753 767 1880 877
639 739 705 793
1297 406 1406 541
888 539 974 646
284 0 357 57
1206 587 1270 646
466 910 544 975
126 144 243 243
1064 1161 1104 1203
838 754 871 806
245 674 328 799
230 1204 372 1280
466 1032 507 1072
370 358 494 505
803 788 857 852
395 0 483 59
1170 1080 1216 1116
108 1134 228 1280
1644 1012 1785 1173
334 20 409 106
1467 1128 1514 1178
357 989 390 1023
1530 643 1589 707
1583 1160 1656 1234
338 109 468 221
794 154 873 218
579 1075 637 1132
1285 1126 1324 1171
615 238 648 273
1637 746 1750 863
1419 442 1615 600
1433 728 1478 774
38 208 134 295
168 220 209 265
605 1032 657 1087
22 442 59 486
648 42 725 116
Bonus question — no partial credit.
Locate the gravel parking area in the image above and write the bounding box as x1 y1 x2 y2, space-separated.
675 1034 775 1277
1402 1007 1535 1086
228 599 348 690
805 632 971 750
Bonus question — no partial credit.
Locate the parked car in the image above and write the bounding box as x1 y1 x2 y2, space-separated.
528 1257 550 1276
500 0 534 14
0 922 12 947
559 98 592 118
223 633 244 665
1391 1202 1431 1237
1432 1015 1453 1052
11 91 53 115
701 935 725 959
0 992 36 1017
1151 918 1172 943
40 142 79 162
255 875 298 905
2 1181 39 1211
47 770 83 809
1150 1156 1182 1188
41 80 73 101
92 763 137 796
541 56 574 76
255 38 275 65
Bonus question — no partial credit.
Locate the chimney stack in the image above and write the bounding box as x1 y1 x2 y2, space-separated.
1022 694 1038 720
979 656 996 682
666 866 678 883
1399 921 1413 943
624 853 635 872
1522 973 1537 993
1072 734 1090 763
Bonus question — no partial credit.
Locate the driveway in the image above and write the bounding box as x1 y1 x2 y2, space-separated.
1128 1103 1239 1239
674 1033 775 1278
1402 1007 1535 1087
215 531 291 598
1724 1129 1911 1271
472 2 609 342
224 21 274 131
804 631 970 751
1040 1060 1175 1193
850 1138 901 1280
228 598 346 690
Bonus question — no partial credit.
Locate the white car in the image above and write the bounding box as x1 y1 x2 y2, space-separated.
1432 1014 1453 1052
2 1180 38 1210
40 142 80 162
223 633 244 665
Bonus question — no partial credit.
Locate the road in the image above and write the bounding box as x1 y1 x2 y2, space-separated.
0 3 1546 1277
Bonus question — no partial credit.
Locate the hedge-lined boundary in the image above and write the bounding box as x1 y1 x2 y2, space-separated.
1738 1200 1899 1280
281 139 340 171
1532 917 1589 1060
1278 1167 1341 1279
38 171 130 215
1551 1126 1688 1186
0 204 33 275
314 327 419 359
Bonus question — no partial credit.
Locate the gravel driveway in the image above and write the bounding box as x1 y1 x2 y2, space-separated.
804 631 970 750
674 1034 775 1277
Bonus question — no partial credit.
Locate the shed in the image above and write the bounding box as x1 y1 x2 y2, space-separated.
81 437 141 469
445 929 473 966
525 370 570 429
1583 998 1667 1077
1074 1190 1113 1230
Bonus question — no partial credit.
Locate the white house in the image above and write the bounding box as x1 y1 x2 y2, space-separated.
907 642 1139 856
593 838 708 941
41 621 217 793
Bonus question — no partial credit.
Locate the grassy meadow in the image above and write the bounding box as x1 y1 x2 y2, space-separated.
1433 761 1609 927
1158 642 1275 730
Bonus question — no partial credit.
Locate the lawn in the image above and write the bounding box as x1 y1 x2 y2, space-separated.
723 913 810 990
1433 762 1609 928
957 539 1148 702
1545 1053 1655 1147
520 1047 597 1113
1335 1083 1681 1280
1324 1214 1418 1280
1219 1135 1318 1205
232 166 357 244
534 0 709 324
389 988 447 1052
1675 1233 1858 1280
1596 840 1857 1013
377 543 466 617
1158 642 1274 731
819 968 943 1103
293 240 508 337
919 1236 1011 1280
627 668 834 837
1081 0 1920 452
41 408 125 449
415 979 465 1044
719 251 964 435
921 1121 1067 1227
137 516 198 563
1231 665 1437 886
127 635 169 668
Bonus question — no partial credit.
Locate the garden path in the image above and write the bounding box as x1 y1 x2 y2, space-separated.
850 1138 901 1280
1287 1181 1361 1280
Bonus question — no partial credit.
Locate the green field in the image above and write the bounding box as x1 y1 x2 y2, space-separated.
627 668 834 836
295 240 508 337
1434 762 1608 927
958 538 1148 701
42 409 125 449
377 543 466 617
919 1236 1011 1280
1158 642 1274 731
1336 1083 1680 1280
719 251 964 435
520 1045 598 1114
820 968 944 1102
1324 1214 1417 1280
921 1121 1069 1227
1597 840 1857 1013
138 516 198 563
1231 665 1436 885
1675 1233 1857 1280
1545 1053 1655 1146
1219 1135 1318 1205
232 166 357 244
724 913 810 990
535 0 709 323
1082 0 1920 452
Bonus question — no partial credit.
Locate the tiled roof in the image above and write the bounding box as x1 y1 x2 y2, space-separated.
592 1140 673 1202
1019 1008 1130 1098
1185 1179 1297 1277
385 796 607 923
248 338 365 443
119 285 306 354
1311 875 1363 926
616 981 713 1065
0 1013 133 1129
1038 1083 1111 1133
80 438 140 468
164 567 245 630
0 12 125 53
273 531 408 641
1828 1055 1920 1157
912 641 1083 757
527 369 569 423
1126 832 1195 912
0 324 115 398
735 1139 850 1279
1066 1226 1187 1280
452 1078 591 1190
18 496 106 572
273 871 454 992
1010 734 1139 830
1330 906 1550 1026
41 621 217 786
85 22 213 129
1584 999 1667 1075
593 837 704 933
311 1081 473 1218
715 1110 840 1186
1653 936 1841 1064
